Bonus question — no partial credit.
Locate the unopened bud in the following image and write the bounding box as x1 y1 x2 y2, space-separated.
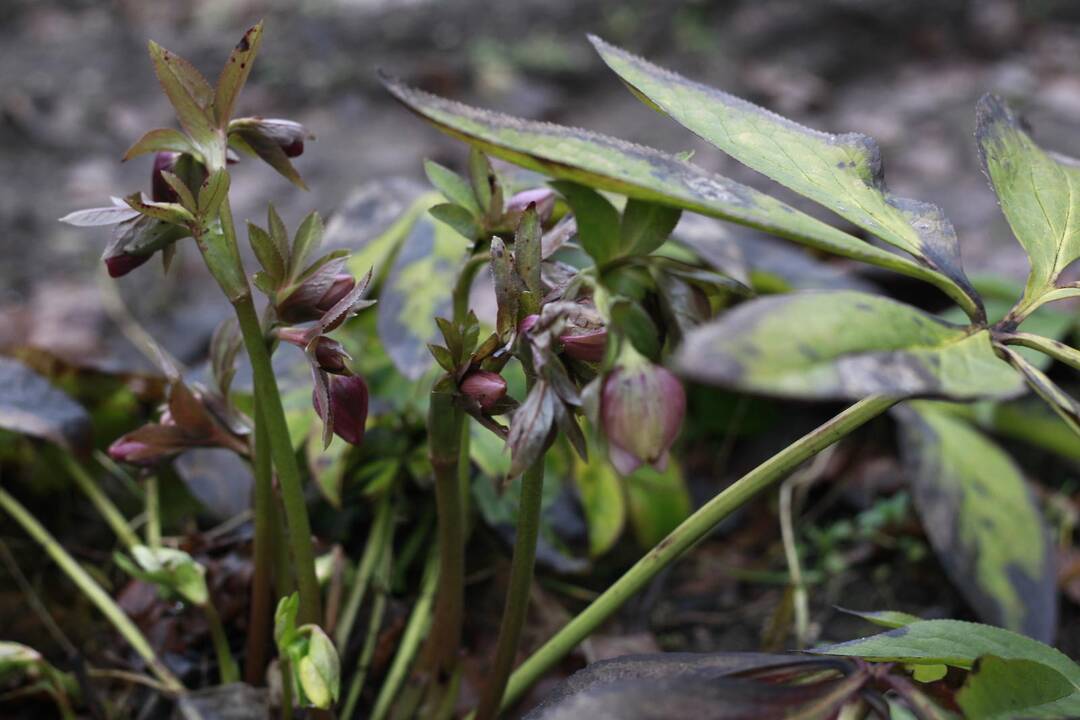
105 251 152 278
314 375 369 446
107 438 155 465
151 152 180 203
313 337 350 375
505 188 556 224
230 117 312 158
277 261 356 324
459 369 507 412
316 275 356 312
600 352 685 476
559 327 607 363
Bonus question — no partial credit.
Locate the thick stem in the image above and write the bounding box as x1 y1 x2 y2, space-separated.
233 292 322 625
145 474 161 550
61 454 140 551
0 486 183 693
498 395 897 712
245 398 275 685
335 489 394 648
475 454 545 719
204 601 240 684
422 389 466 677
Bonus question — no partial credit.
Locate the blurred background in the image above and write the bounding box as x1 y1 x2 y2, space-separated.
6 0 1080 371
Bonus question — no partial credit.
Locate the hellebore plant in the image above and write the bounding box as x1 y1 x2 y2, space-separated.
382 33 1080 717
58 22 368 705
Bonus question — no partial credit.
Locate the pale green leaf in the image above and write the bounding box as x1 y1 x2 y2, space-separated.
591 36 981 320
380 73 982 319
424 160 481 216
573 453 626 557
625 460 690 549
957 656 1073 719
676 290 1023 401
122 128 198 162
147 40 217 152
213 23 262 127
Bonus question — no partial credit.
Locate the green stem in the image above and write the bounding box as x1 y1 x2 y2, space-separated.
475 455 545 719
341 550 392 719
204 601 240 684
280 656 295 720
233 291 322 625
246 398 275 685
498 395 897 712
145 475 161 550
335 489 394 648
0 486 183 693
422 389 466 677
211 195 321 626
61 454 140 551
372 551 439 720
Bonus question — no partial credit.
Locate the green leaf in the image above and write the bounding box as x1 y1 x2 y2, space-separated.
490 237 522 341
896 402 1056 640
573 453 626 557
121 545 209 607
515 205 543 297
122 128 198 162
837 608 921 630
591 36 981 320
376 211 471 379
424 160 481 216
213 23 262 127
123 193 195 226
625 460 690 549
976 94 1080 305
469 148 494 213
274 593 300 649
248 222 285 283
197 168 229 219
815 619 1080 717
621 199 682 256
198 223 248 302
550 182 621 265
229 129 307 190
429 202 479 240
159 171 197 212
291 211 324 275
146 40 217 154
380 74 981 318
676 290 1023 401
1000 346 1080 439
957 656 1073 719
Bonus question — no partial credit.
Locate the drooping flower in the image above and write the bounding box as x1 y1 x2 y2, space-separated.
313 374 368 447
600 346 685 475
276 258 357 324
105 251 153 278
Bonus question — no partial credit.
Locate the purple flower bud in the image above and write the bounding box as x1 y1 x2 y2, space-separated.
231 117 311 158
105 251 152 278
600 357 685 476
151 152 180 203
559 327 607 363
518 314 540 336
459 370 507 413
314 375 369 446
313 337 351 375
505 188 556 223
316 275 356 313
107 438 154 465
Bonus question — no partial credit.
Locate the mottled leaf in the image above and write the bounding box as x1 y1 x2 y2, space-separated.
573 453 626 557
380 74 978 315
424 160 481 216
625 461 691 549
214 23 262 127
515 205 543 295
550 182 620 265
957 656 1072 719
976 94 1080 305
1002 333 1080 374
490 236 522 340
621 199 682 256
896 402 1056 640
0 357 91 452
676 290 1023 401
816 620 1080 717
122 127 198 162
526 652 863 720
124 193 194 226
377 211 471 378
592 36 981 319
